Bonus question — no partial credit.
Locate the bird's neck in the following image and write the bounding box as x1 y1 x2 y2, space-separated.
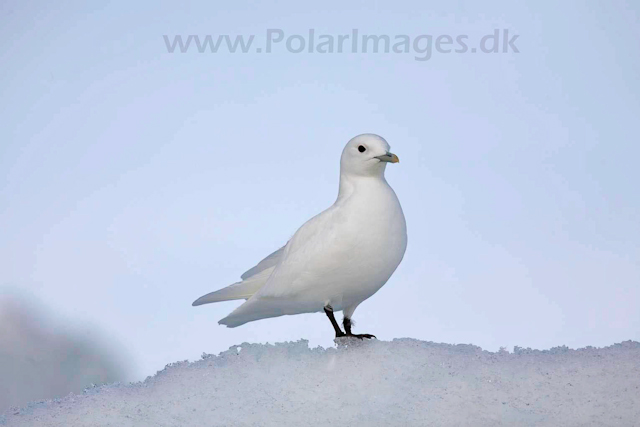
336 173 388 204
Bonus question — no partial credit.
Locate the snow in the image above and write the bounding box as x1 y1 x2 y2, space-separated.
2 339 639 426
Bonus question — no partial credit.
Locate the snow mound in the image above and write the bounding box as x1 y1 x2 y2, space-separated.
3 339 639 426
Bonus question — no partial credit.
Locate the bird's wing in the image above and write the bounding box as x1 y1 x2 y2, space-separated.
253 205 353 299
218 205 357 327
240 245 286 280
192 245 287 306
192 267 273 306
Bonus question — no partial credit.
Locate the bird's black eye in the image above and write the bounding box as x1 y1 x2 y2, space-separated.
358 145 366 153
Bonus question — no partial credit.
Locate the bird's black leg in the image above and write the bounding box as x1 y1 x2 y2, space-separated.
343 317 376 340
324 306 345 338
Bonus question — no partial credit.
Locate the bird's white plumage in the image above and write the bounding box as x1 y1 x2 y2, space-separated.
240 246 285 280
193 134 407 328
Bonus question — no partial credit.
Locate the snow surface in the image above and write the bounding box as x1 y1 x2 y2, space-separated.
2 339 639 426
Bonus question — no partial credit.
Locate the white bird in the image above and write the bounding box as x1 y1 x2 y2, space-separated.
193 134 407 338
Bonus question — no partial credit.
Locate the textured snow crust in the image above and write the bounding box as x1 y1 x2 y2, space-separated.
3 339 639 426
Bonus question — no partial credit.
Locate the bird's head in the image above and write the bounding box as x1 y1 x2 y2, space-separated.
340 134 399 177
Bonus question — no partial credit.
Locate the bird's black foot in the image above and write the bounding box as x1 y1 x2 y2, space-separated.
343 317 376 339
324 306 376 339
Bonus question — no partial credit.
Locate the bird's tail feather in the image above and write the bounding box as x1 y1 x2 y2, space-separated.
218 298 319 328
218 298 287 328
191 268 272 306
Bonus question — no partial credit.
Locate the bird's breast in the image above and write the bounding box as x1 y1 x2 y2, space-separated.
327 184 407 286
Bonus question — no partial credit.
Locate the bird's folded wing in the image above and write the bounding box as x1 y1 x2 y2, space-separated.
254 207 350 299
240 245 286 280
192 267 274 305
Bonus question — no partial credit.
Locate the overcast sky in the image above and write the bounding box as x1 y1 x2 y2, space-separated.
1 0 638 381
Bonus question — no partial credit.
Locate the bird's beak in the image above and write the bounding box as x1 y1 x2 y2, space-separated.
374 152 400 163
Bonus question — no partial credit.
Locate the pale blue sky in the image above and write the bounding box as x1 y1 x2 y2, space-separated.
1 1 638 380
